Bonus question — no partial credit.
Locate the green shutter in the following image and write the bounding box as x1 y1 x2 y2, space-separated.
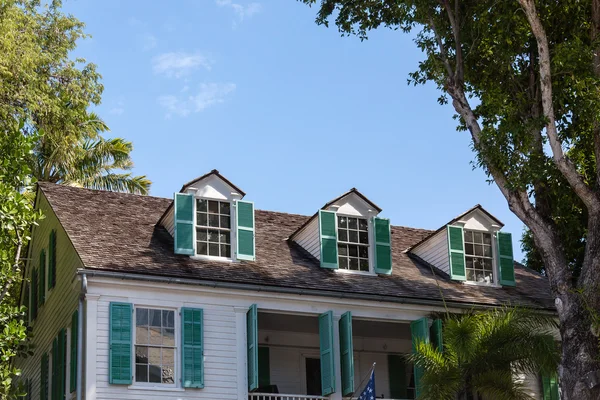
388 354 407 399
109 302 132 384
51 338 57 400
497 232 516 286
236 200 256 261
411 317 430 399
48 230 56 290
339 311 354 396
174 193 195 255
542 373 559 400
41 352 49 400
447 225 466 280
39 250 45 305
70 310 78 393
430 318 443 353
58 329 66 400
30 269 38 321
181 307 204 388
319 210 338 269
24 283 29 324
319 310 336 396
247 304 258 391
373 217 392 274
258 346 270 388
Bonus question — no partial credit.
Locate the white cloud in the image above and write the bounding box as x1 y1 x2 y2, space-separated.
157 83 236 118
109 100 125 116
152 52 213 78
139 33 157 51
216 0 262 22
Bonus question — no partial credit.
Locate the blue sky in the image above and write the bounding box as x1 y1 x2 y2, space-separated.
63 0 527 260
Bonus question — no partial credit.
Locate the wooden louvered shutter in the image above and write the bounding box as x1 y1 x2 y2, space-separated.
174 193 195 255
181 307 204 388
430 318 443 352
411 317 430 399
38 250 45 305
236 200 256 261
247 304 258 391
30 269 38 321
319 210 338 269
58 329 66 400
447 225 466 280
51 337 57 399
70 310 78 393
48 230 56 289
373 217 392 274
339 311 354 396
497 231 516 286
319 311 336 396
109 302 132 384
40 352 49 400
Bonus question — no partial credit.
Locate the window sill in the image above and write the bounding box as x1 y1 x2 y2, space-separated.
334 269 376 276
462 280 502 288
127 385 184 392
190 255 234 263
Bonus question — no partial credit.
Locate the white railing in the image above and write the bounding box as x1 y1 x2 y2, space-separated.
249 394 327 400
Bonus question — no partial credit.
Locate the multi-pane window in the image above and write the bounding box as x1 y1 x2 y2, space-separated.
135 308 175 384
464 230 494 283
337 216 369 272
196 199 231 258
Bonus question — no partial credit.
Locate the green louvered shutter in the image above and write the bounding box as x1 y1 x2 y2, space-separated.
319 210 338 269
51 338 57 399
236 200 255 261
411 317 430 399
39 250 45 305
388 354 407 399
430 319 443 353
181 307 204 388
339 311 354 396
24 283 29 325
247 304 258 391
41 352 48 400
58 329 66 400
447 225 466 280
319 311 336 396
373 217 392 274
48 230 56 290
497 232 516 286
109 302 132 384
70 310 78 393
258 346 270 388
31 269 38 321
174 193 195 255
542 373 559 400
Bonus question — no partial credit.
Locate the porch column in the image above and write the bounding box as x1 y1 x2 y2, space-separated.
85 294 99 400
234 306 249 400
332 313 343 400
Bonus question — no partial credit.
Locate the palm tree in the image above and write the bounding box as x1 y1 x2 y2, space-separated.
30 112 151 194
410 307 560 400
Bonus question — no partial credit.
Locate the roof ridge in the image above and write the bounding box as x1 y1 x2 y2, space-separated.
37 181 170 202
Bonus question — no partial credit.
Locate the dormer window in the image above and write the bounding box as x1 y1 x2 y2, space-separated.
195 199 231 258
337 216 369 272
464 230 494 283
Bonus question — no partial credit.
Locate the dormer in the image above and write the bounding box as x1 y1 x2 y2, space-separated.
159 170 255 262
289 189 393 275
408 205 515 287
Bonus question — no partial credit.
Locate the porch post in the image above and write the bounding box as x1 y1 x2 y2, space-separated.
332 313 343 400
234 306 249 400
85 294 99 400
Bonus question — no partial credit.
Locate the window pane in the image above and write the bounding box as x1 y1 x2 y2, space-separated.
136 346 148 363
148 347 161 365
466 257 474 269
483 234 492 245
197 242 207 255
475 245 483 256
197 213 207 226
359 219 368 231
348 218 358 230
466 269 475 281
473 231 483 243
136 326 148 345
359 259 369 271
358 246 368 259
149 365 162 383
149 327 162 345
197 199 207 212
349 245 358 257
464 230 473 243
162 348 175 365
338 230 348 242
150 309 161 327
484 258 493 270
163 310 174 328
338 216 347 228
197 229 207 242
359 231 368 244
209 243 219 256
465 243 473 255
136 364 148 383
208 214 219 227
220 231 231 244
136 308 148 326
349 258 359 270
207 229 219 243
339 257 348 269
221 244 231 258
338 245 348 256
208 200 219 213
220 202 230 215
162 366 175 384
220 215 231 229
483 246 492 257
348 230 358 243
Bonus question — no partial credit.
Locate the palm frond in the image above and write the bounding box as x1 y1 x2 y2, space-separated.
82 173 151 195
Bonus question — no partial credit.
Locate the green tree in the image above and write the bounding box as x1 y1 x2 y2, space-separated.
299 0 600 398
410 308 559 400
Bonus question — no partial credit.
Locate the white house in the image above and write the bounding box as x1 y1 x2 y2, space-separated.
17 170 558 400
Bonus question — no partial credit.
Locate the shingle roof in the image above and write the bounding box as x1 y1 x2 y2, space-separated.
39 182 555 311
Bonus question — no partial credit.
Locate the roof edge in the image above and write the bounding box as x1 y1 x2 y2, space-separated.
180 169 246 197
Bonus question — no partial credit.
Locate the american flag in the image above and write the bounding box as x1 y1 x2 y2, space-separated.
357 370 376 400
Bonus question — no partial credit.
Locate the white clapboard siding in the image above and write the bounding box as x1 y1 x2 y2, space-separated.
411 229 449 274
15 192 83 400
94 297 238 400
292 217 320 259
161 205 175 236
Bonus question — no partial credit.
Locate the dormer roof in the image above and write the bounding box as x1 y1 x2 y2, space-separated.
180 169 246 197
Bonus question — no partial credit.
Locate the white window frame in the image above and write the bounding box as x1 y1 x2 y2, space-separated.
335 214 373 275
132 306 178 388
463 229 497 285
193 197 234 261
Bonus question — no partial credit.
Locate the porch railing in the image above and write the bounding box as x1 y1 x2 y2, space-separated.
249 394 328 400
